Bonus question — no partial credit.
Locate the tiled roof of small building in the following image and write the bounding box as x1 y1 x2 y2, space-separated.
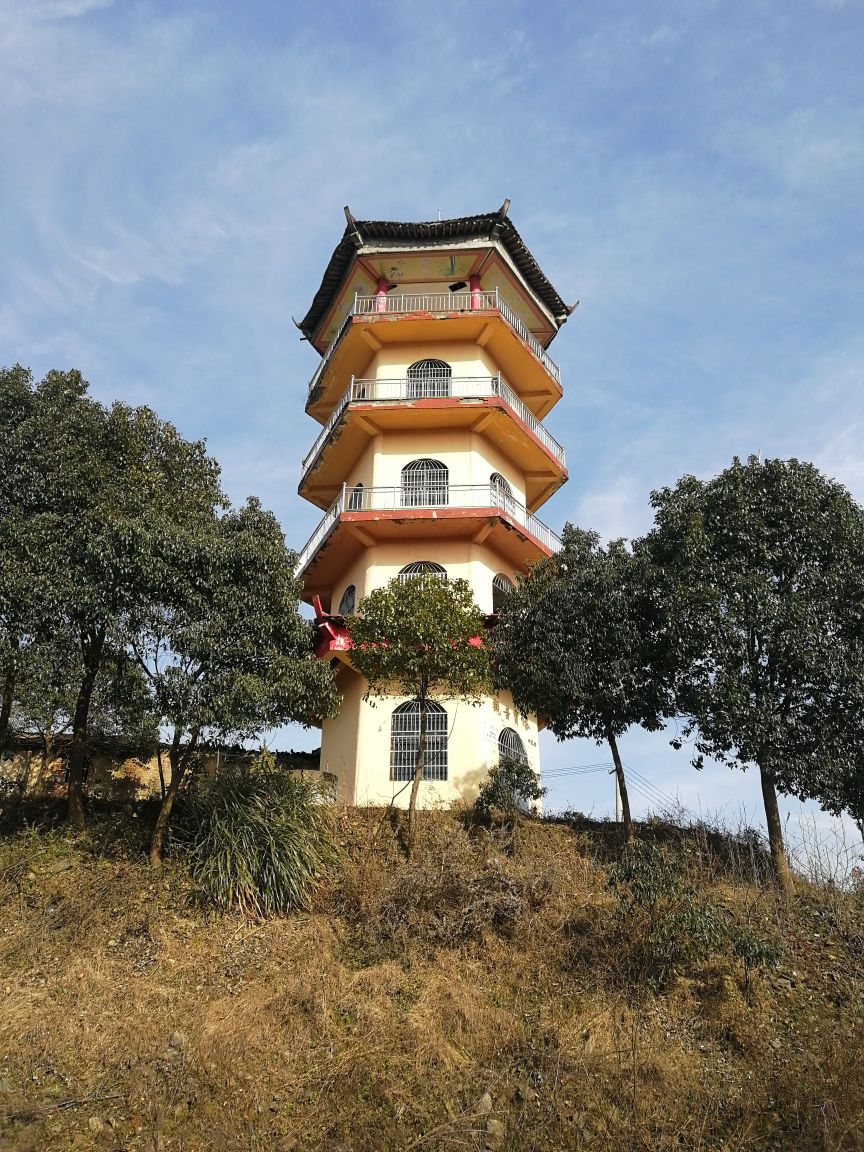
297 203 574 343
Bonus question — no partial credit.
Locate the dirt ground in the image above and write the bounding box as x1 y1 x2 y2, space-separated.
1 803 862 1151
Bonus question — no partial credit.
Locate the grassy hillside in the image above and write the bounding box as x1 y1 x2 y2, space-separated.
1 804 862 1151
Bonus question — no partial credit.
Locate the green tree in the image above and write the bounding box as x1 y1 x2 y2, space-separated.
642 456 864 890
11 628 157 794
20 370 224 827
134 498 340 868
492 526 672 845
347 575 491 853
0 365 41 750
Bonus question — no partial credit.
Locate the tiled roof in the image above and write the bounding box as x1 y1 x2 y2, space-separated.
297 203 574 343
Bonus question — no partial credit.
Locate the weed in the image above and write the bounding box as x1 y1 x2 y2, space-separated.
182 753 338 916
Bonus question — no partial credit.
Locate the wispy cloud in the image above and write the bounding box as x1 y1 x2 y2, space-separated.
2 0 862 829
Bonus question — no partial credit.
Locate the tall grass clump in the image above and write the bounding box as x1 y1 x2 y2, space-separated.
185 751 337 916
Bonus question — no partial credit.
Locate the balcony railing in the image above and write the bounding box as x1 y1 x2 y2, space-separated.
295 482 562 577
307 288 561 397
300 374 566 482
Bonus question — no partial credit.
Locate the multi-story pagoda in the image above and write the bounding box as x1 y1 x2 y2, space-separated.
295 202 573 806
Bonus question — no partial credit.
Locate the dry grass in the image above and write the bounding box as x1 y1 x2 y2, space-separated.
0 802 862 1151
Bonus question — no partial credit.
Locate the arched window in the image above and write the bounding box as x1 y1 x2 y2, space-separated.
338 584 356 615
398 561 447 583
492 572 514 613
391 700 448 781
406 358 452 399
348 482 364 511
401 458 449 507
498 727 528 765
490 471 514 507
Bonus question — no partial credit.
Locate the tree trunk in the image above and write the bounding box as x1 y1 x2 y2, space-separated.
156 745 167 801
759 764 793 892
0 661 15 750
66 627 106 829
407 686 428 858
606 724 634 847
150 728 199 869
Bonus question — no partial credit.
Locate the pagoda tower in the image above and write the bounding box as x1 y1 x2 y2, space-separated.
295 202 573 807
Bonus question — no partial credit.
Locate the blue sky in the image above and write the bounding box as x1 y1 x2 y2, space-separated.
2 0 862 861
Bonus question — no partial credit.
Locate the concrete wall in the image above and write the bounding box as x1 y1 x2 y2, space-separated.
0 743 321 802
322 675 540 810
330 538 518 618
342 428 526 504
367 341 497 380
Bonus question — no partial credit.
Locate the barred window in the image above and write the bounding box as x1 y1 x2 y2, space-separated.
338 584 356 615
498 727 528 764
490 471 514 509
390 700 448 781
492 572 514 613
401 458 449 507
406 358 452 399
398 561 447 583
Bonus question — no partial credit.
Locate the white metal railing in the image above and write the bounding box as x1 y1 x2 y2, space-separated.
300 374 566 481
307 311 352 399
295 482 562 576
353 289 498 315
306 288 561 396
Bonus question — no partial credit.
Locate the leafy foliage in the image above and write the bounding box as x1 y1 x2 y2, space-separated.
136 496 339 865
642 455 864 884
1 367 226 825
607 843 780 990
474 753 546 816
0 366 45 747
184 751 338 916
348 575 491 703
492 525 672 842
11 633 157 772
493 526 671 741
1 366 336 844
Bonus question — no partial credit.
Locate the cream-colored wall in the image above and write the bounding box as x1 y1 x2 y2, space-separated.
320 673 540 810
368 341 498 379
319 664 365 805
338 433 377 494
331 550 372 615
351 429 526 505
328 540 519 617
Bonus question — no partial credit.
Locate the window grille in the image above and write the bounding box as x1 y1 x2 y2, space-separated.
390 700 448 781
401 458 449 507
338 584 356 615
406 358 452 399
398 561 447 583
492 572 514 613
348 482 364 511
498 727 528 764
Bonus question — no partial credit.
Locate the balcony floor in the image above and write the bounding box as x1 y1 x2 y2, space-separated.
306 311 563 425
298 506 555 605
299 396 567 512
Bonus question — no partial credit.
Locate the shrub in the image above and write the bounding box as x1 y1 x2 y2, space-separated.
184 751 337 916
475 754 546 817
606 843 781 992
607 842 727 988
